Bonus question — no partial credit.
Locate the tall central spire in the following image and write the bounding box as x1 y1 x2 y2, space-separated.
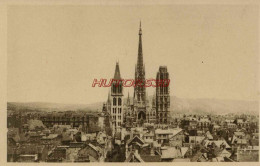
137 21 143 69
134 21 146 104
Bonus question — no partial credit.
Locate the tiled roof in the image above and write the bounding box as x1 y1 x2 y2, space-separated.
205 131 213 140
28 120 45 130
234 132 245 137
42 134 58 140
61 132 72 141
88 143 100 153
204 140 231 149
161 147 182 159
126 135 145 145
218 149 231 158
180 147 189 157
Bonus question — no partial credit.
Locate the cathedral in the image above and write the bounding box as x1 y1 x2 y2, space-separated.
105 22 170 133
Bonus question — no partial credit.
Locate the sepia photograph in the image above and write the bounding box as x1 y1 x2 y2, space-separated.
2 0 259 163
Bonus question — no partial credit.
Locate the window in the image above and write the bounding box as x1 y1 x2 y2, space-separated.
112 84 116 93
119 86 122 93
113 97 117 106
118 98 122 106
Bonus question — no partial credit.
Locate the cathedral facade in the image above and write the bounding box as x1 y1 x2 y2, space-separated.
106 23 170 132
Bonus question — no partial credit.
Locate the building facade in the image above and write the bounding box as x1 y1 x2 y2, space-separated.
106 22 170 128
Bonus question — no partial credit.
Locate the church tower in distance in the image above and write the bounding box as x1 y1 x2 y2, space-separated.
156 66 170 124
110 62 124 133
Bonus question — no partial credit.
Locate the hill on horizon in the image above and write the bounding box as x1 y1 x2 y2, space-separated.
7 96 259 115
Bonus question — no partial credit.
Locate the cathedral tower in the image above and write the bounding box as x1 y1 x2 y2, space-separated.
110 62 124 132
156 66 170 124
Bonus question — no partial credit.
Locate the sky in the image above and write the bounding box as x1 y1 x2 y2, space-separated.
7 5 259 104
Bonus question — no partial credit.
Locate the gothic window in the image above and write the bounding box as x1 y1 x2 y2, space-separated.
118 98 122 106
113 98 117 106
112 84 115 93
114 85 116 93
119 85 122 93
